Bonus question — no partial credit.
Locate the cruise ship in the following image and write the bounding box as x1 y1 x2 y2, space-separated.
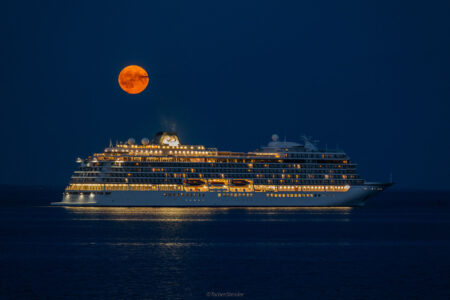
52 132 392 207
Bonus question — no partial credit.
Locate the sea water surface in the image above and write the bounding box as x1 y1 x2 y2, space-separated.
0 187 449 299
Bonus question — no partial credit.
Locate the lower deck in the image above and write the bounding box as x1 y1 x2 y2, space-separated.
52 185 387 207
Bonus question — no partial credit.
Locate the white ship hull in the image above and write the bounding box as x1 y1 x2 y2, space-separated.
52 185 387 207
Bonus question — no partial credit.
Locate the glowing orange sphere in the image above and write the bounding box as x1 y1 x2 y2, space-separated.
118 65 149 94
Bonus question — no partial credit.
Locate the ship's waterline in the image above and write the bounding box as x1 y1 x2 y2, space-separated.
52 132 392 207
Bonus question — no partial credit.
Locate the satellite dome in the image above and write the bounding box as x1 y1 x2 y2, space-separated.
141 137 150 145
127 138 136 145
272 134 279 142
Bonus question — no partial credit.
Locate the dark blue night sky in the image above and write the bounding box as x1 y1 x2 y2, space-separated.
1 0 449 189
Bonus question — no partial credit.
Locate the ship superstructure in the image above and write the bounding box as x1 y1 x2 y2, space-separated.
53 132 391 207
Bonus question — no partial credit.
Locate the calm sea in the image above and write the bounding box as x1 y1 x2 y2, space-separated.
0 186 449 299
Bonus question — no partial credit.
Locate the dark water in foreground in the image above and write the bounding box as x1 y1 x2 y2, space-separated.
0 187 449 299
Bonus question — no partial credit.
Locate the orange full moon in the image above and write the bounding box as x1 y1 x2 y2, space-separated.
118 65 149 94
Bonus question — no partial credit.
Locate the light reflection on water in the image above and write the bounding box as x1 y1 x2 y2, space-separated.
64 206 353 214
63 206 353 222
10 240 450 247
2 190 450 300
59 240 450 247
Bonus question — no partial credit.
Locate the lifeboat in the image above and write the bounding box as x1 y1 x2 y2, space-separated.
183 179 206 187
230 179 250 187
209 180 226 187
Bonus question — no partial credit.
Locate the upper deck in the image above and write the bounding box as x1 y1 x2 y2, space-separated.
90 132 349 162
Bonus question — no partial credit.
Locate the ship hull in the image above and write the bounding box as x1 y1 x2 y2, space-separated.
51 185 387 207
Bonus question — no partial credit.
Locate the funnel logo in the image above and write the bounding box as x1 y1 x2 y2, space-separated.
161 135 180 147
